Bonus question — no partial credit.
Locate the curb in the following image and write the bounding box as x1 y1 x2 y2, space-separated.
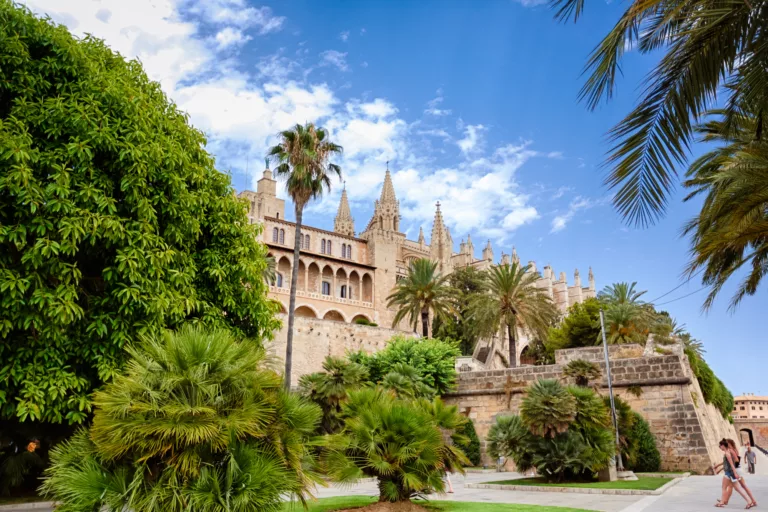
464 468 500 474
465 476 684 496
0 502 55 511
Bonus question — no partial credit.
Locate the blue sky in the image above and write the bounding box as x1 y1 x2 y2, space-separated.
24 0 764 395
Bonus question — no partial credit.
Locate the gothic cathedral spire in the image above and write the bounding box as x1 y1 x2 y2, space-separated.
334 184 355 236
363 166 401 233
429 202 452 273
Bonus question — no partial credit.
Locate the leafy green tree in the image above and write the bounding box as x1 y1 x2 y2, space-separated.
520 379 577 438
268 123 342 388
41 327 321 512
682 109 768 310
0 3 279 424
470 263 558 368
387 258 455 337
380 363 435 399
349 335 461 396
433 266 487 355
626 413 661 472
299 356 368 434
551 0 767 228
455 418 482 467
563 359 602 387
546 297 603 352
322 388 468 502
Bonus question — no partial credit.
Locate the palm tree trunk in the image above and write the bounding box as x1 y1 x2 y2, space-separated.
284 206 304 389
421 308 429 338
507 322 517 368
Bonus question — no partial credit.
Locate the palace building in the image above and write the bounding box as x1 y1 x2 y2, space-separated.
238 166 596 364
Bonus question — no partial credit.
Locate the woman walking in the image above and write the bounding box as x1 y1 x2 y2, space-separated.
727 439 758 508
713 439 751 508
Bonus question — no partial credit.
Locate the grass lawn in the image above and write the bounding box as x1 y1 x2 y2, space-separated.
281 496 595 512
486 476 672 491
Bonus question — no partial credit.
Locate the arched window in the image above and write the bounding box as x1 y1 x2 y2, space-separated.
272 227 279 242
347 245 352 260
276 212 280 219
322 281 331 295
327 240 332 255
305 234 310 250
279 229 285 244
276 273 283 287
340 285 347 299
341 244 346 258
321 239 326 254
299 236 304 249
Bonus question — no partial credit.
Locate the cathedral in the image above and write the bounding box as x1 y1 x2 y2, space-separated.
238 166 596 364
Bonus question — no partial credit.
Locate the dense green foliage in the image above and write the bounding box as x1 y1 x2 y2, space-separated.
432 266 487 355
387 258 455 337
41 327 321 512
627 413 661 472
0 3 279 424
563 359 601 387
456 418 482 467
349 336 461 396
299 357 368 435
488 379 614 482
322 388 468 502
686 348 734 418
545 298 602 354
267 123 342 388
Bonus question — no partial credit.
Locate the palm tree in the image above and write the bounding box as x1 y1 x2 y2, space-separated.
268 123 342 388
682 109 768 310
469 263 558 368
550 0 768 227
387 258 454 337
597 282 646 306
602 303 648 344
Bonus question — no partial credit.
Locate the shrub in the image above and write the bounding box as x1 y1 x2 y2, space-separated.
685 348 734 418
41 327 320 512
545 298 603 352
349 336 461 396
456 418 482 467
354 318 377 326
626 413 661 472
563 359 602 387
322 388 468 502
0 2 279 424
489 379 614 482
299 356 368 434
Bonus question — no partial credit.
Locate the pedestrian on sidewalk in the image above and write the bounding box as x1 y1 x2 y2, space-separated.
727 438 758 508
745 443 757 475
713 439 752 508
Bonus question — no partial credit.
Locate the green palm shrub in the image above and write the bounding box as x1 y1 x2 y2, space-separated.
520 379 577 437
563 359 602 387
381 363 435 399
299 356 368 434
41 327 321 512
323 388 468 502
488 380 614 482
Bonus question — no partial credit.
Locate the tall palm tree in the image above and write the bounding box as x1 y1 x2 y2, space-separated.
268 123 342 389
602 303 648 344
387 258 454 337
551 0 768 227
682 109 768 310
469 263 558 368
597 282 647 306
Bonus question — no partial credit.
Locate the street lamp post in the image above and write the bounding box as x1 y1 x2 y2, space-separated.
599 308 625 471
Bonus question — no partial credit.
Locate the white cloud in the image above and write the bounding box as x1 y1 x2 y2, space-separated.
424 89 452 116
319 50 349 71
513 0 549 6
546 151 564 159
550 197 594 233
339 31 350 42
214 27 251 49
457 124 486 155
190 0 285 33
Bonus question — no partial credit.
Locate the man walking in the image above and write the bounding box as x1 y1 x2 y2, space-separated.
745 442 757 475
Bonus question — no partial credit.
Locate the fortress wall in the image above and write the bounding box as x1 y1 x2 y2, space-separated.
266 315 413 387
444 347 737 473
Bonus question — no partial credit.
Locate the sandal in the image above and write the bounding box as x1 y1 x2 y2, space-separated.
715 504 726 508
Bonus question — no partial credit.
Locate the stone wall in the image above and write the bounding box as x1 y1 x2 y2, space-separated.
734 419 768 448
443 347 737 474
266 314 412 387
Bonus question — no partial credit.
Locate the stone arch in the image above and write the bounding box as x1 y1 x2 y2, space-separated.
307 262 321 293
351 313 372 324
277 257 291 288
297 259 307 291
322 309 346 322
335 267 348 298
740 428 755 447
519 345 535 366
294 305 318 318
276 301 288 314
348 270 360 301
362 273 373 302
321 265 334 296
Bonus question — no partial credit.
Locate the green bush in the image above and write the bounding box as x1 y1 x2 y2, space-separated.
41 327 320 512
456 418 482 467
0 2 278 424
349 335 461 396
354 318 377 327
685 348 734 418
627 413 661 472
322 388 469 502
488 379 614 482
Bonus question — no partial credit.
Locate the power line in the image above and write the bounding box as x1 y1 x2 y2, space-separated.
655 286 707 306
647 268 704 303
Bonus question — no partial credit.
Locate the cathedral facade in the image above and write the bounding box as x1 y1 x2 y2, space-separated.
239 167 596 363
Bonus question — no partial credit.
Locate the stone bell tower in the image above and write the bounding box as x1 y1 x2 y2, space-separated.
334 185 355 237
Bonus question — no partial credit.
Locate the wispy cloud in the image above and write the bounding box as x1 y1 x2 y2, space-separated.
214 27 251 49
424 89 452 116
339 30 350 42
551 196 595 233
457 124 487 155
319 50 349 71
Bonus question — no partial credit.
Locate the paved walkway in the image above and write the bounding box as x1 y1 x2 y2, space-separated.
622 474 766 511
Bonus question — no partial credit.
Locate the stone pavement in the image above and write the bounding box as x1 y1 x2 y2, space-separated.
621 474 767 511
